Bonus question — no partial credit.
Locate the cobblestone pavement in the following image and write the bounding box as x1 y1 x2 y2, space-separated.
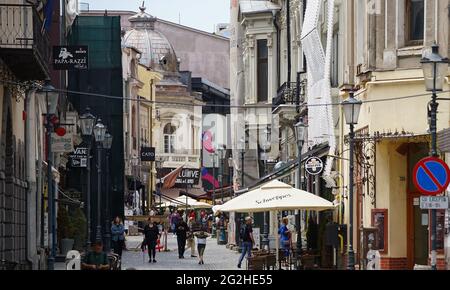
121 234 244 270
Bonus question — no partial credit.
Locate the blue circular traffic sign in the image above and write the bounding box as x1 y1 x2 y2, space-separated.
413 157 450 196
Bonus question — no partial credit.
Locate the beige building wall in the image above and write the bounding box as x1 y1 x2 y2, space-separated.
338 0 450 269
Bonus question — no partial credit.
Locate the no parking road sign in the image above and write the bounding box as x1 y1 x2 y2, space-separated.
413 157 450 196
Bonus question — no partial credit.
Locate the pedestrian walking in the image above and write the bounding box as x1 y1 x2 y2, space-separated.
278 217 292 259
237 216 254 269
185 217 197 257
172 211 181 236
194 231 210 265
111 216 125 257
176 219 189 259
142 218 160 263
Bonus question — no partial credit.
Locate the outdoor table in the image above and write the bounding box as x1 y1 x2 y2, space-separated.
300 254 320 270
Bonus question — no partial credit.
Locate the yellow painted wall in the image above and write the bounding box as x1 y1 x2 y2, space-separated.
386 141 408 258
340 69 450 260
138 65 161 102
137 64 162 207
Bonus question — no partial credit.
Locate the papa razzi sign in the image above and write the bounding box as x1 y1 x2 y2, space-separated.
53 46 88 70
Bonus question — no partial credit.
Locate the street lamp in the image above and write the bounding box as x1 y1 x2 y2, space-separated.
239 137 246 189
421 43 449 270
237 137 246 248
93 119 106 242
79 107 96 248
261 127 272 251
36 80 59 270
103 132 113 252
155 157 163 213
131 155 139 215
228 157 234 192
294 119 307 262
217 145 226 203
342 92 362 270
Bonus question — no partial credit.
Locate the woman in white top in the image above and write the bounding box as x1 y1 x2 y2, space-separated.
194 231 210 265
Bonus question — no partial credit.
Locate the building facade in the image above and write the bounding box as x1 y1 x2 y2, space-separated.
338 0 450 270
230 0 450 270
0 0 79 269
123 6 204 204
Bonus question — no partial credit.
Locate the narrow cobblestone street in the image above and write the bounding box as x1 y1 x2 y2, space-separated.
121 235 244 270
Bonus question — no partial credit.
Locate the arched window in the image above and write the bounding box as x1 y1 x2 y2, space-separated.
164 123 176 153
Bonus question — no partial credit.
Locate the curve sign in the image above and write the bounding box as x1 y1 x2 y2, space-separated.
413 157 450 196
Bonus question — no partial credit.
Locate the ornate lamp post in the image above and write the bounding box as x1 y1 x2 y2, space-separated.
103 132 113 252
217 145 226 204
36 80 59 270
237 137 246 247
239 137 246 189
79 107 96 248
294 119 307 262
421 43 449 270
261 128 272 251
131 155 139 214
155 157 163 214
342 92 362 270
93 119 107 242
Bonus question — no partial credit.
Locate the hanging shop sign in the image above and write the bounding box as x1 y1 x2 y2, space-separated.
69 147 89 168
140 147 155 162
158 168 201 186
305 157 324 176
53 46 89 70
51 133 74 153
413 157 450 196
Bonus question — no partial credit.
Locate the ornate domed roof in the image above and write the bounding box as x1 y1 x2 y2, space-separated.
123 5 178 73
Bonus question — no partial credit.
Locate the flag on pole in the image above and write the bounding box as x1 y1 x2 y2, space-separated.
42 0 54 34
162 165 184 189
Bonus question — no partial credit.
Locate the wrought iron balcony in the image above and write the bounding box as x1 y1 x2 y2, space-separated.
272 82 300 107
0 4 50 80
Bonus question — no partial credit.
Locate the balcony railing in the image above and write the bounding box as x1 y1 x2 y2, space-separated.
0 4 50 80
272 81 306 108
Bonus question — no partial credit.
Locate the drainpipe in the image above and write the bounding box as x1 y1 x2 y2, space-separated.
273 11 280 88
25 88 38 269
286 0 292 88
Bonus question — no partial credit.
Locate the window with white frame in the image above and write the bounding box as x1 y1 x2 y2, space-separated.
163 123 176 154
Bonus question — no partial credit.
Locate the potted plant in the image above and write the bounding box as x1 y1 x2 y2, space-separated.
57 206 75 256
70 208 87 251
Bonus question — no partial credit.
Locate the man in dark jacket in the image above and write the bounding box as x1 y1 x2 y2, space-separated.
142 219 160 263
176 219 190 259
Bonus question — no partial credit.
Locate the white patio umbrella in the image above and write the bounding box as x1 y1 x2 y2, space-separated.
219 180 336 267
175 195 212 209
212 204 223 213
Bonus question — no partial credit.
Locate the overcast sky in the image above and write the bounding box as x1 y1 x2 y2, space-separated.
82 0 230 33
